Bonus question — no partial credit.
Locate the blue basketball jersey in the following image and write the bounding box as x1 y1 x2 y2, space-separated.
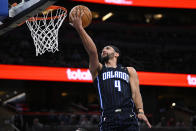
93 65 135 112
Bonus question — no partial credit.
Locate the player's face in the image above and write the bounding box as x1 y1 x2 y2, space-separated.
101 46 115 63
101 46 115 57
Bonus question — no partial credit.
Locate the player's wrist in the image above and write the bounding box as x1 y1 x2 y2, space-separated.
138 111 144 115
75 25 84 31
137 108 144 114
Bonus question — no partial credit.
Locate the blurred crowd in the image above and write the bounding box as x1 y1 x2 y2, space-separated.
11 113 100 131
8 112 196 131
0 23 195 74
0 21 196 131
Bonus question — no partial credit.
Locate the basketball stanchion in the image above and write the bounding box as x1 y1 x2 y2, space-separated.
26 6 67 56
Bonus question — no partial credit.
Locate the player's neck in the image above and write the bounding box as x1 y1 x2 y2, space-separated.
105 59 117 68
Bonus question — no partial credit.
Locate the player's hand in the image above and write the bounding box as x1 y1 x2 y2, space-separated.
69 9 84 29
137 113 152 128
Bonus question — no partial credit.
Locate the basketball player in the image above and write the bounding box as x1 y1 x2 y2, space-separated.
70 10 151 131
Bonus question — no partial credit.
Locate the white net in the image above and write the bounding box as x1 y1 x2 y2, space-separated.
26 6 67 56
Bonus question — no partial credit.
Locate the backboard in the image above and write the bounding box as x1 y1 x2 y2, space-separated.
0 0 8 25
0 0 8 16
0 0 57 35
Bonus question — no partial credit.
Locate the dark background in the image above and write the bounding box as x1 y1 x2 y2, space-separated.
0 0 196 130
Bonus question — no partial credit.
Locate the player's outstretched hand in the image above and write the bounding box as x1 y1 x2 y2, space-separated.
69 9 84 29
137 113 152 128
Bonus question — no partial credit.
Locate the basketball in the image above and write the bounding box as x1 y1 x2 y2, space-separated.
69 5 92 28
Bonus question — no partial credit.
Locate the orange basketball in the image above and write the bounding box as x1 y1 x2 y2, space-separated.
69 5 92 28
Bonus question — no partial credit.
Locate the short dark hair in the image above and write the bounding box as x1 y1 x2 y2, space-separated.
108 45 121 63
108 45 120 56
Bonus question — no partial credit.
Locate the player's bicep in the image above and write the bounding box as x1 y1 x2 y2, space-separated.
128 67 140 98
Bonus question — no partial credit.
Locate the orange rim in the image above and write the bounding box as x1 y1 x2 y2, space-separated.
27 5 67 21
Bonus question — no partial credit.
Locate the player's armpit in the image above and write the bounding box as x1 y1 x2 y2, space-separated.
89 61 102 80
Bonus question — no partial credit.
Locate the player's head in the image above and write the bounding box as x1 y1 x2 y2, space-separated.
101 45 120 63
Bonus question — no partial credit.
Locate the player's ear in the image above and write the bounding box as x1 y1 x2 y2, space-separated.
115 52 119 57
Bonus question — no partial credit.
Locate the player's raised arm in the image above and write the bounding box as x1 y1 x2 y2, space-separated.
69 9 102 79
128 67 152 128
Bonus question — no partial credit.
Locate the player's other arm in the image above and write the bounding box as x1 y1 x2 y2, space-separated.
128 67 152 128
70 10 102 79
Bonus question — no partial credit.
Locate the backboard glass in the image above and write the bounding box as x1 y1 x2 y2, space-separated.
0 0 9 24
0 0 8 16
0 0 57 35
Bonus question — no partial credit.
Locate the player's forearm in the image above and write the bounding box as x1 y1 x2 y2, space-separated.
133 92 144 113
76 26 98 56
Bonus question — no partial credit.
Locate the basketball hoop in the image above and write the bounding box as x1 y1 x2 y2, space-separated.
26 6 67 56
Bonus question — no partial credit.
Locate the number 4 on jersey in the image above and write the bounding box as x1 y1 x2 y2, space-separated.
115 80 121 92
